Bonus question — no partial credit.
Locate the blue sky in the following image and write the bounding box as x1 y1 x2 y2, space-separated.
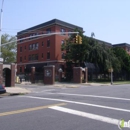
1 0 130 44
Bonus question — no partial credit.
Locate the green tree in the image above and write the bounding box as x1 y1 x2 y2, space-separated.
113 47 130 72
62 30 127 81
1 33 16 63
62 30 90 65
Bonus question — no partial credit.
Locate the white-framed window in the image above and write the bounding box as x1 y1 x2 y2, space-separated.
61 40 64 45
61 28 65 35
46 28 51 34
35 43 38 49
68 30 72 37
33 44 35 50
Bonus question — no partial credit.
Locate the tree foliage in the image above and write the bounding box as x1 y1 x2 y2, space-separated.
1 34 17 63
113 47 130 72
62 30 130 77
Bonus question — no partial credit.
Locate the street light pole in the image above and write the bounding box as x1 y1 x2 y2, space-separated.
0 0 4 60
111 71 113 85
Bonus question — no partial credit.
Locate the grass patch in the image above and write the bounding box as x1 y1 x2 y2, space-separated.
88 81 130 85
113 81 130 85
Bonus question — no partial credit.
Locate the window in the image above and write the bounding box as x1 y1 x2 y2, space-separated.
33 33 35 38
35 43 38 49
61 40 64 45
29 34 32 39
20 57 22 62
28 55 31 61
33 44 35 50
68 30 72 37
20 67 22 73
20 47 22 52
42 42 44 46
61 28 65 35
47 52 50 59
20 37 23 42
24 56 26 60
42 53 44 58
46 28 51 34
36 32 39 35
29 44 32 50
28 54 38 61
32 54 35 60
35 54 38 60
29 43 39 50
127 47 130 52
47 39 50 47
61 40 64 51
25 46 26 50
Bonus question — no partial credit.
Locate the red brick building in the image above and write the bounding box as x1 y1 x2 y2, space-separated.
17 19 83 76
113 43 130 55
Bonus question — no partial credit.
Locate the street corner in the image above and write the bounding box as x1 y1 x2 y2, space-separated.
5 87 31 96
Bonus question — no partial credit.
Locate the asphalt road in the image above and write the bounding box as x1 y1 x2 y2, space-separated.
0 84 130 130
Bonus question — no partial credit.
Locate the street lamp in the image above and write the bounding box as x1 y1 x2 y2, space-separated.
0 0 4 62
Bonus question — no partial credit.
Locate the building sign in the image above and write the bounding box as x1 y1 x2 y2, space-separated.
45 70 51 77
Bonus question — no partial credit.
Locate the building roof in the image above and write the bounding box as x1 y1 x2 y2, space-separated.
95 38 112 47
86 36 112 47
113 43 130 47
17 19 83 35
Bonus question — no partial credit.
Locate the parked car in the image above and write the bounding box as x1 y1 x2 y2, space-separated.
0 85 6 94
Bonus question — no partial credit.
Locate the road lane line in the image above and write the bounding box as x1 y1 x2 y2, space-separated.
23 96 130 113
46 92 130 101
0 103 66 117
49 106 123 126
34 89 56 93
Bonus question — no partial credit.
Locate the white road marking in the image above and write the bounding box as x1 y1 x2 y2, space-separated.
34 89 55 93
23 96 130 113
46 92 130 101
49 106 121 125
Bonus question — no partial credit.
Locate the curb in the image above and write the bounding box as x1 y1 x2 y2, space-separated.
0 92 27 97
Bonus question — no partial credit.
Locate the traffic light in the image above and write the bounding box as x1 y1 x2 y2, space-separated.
75 35 78 44
79 36 82 44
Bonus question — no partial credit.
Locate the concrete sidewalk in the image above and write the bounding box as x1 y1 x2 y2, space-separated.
5 87 31 95
20 81 111 87
1 82 111 96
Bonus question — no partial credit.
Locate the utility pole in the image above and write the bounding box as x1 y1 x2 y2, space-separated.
0 0 4 62
111 70 113 85
108 68 113 85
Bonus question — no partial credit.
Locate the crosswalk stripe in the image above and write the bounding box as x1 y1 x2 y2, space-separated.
49 106 123 126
